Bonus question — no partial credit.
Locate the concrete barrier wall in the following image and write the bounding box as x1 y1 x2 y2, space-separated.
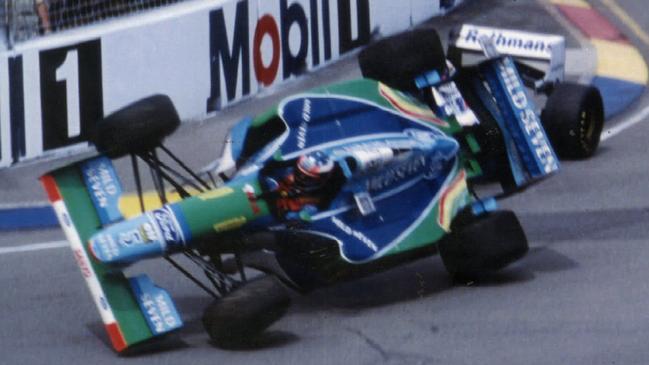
0 0 463 168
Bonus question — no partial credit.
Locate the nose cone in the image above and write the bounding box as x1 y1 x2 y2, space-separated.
88 232 120 264
88 213 167 266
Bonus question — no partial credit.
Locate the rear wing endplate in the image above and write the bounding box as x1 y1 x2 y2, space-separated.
449 24 566 90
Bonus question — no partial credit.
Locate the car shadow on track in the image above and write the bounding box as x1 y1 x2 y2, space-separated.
206 331 300 351
291 255 542 312
290 238 584 311
84 245 580 354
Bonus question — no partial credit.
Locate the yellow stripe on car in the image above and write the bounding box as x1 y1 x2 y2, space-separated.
438 170 468 232
213 216 247 232
119 191 184 218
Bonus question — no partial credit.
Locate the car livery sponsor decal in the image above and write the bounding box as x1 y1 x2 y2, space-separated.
129 275 182 335
331 216 378 252
278 94 451 159
365 154 429 192
330 138 420 157
117 225 149 247
47 197 118 328
99 296 109 311
296 98 312 149
360 135 459 193
140 292 179 334
499 59 558 175
81 157 123 225
481 56 559 178
61 211 72 229
149 207 186 247
89 205 190 265
89 231 120 263
305 150 460 263
455 24 564 60
213 216 247 232
73 247 93 279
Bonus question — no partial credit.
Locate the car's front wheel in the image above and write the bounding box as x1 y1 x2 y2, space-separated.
93 94 180 158
358 28 447 92
438 209 529 281
202 275 291 348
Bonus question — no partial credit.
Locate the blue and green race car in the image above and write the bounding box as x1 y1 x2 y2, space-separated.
41 27 603 352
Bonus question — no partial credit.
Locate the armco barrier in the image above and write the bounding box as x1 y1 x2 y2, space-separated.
0 0 463 169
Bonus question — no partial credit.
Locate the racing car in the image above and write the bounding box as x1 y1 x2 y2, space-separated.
41 26 603 353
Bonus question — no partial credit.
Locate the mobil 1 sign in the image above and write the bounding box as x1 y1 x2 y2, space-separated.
207 0 371 111
39 40 103 152
1 39 102 166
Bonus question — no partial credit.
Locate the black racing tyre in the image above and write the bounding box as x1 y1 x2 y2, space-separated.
541 83 604 159
202 275 291 348
438 209 528 280
93 94 180 158
358 28 447 91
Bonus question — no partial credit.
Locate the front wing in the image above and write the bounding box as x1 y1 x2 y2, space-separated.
41 157 182 353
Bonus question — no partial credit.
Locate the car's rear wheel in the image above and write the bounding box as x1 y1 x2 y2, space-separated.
358 28 447 91
93 94 180 158
541 83 604 159
202 275 291 348
438 209 528 281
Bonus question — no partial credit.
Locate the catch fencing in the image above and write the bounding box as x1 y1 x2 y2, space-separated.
0 0 464 168
2 0 183 45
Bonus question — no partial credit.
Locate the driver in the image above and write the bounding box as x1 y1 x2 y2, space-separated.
273 151 334 220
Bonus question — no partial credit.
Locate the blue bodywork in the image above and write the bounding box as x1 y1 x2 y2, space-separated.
235 94 464 263
479 56 559 185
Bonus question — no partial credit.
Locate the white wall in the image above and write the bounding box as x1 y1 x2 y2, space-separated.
0 0 462 168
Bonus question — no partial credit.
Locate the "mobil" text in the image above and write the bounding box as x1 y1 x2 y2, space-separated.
206 0 371 111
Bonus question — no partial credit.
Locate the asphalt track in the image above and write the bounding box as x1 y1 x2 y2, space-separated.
3 1 649 364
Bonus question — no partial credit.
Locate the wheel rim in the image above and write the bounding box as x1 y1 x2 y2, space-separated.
579 105 601 155
583 110 594 141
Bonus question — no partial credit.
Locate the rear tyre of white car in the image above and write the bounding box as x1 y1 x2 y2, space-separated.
541 83 604 159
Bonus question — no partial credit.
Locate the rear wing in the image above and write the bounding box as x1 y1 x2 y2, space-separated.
449 24 566 92
40 156 182 353
446 33 561 189
477 54 560 186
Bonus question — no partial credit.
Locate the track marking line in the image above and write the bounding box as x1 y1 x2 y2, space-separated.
601 0 649 49
550 0 590 8
601 103 649 141
591 39 648 84
0 241 68 255
0 202 49 209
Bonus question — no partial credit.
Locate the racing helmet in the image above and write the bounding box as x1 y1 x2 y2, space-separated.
294 151 334 191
